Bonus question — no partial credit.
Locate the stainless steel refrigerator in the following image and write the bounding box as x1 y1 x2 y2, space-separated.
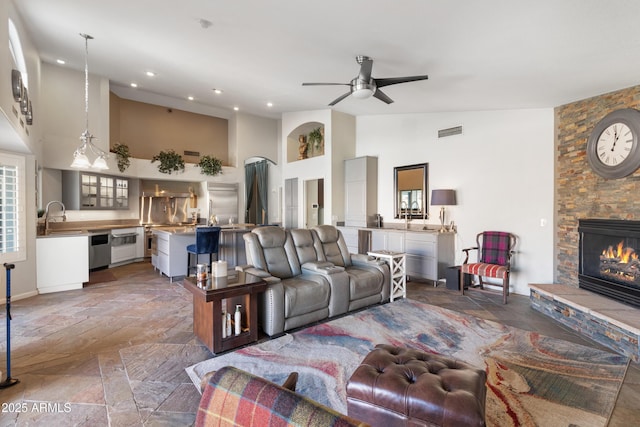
208 182 239 225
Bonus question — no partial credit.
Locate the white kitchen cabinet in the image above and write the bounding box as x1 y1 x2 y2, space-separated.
405 231 455 282
152 230 197 281
370 229 405 253
337 226 359 254
344 156 377 227
338 227 455 283
36 235 89 293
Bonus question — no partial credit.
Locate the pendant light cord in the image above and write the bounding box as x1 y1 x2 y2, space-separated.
80 33 93 135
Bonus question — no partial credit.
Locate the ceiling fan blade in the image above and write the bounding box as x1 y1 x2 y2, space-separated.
302 82 350 86
358 56 374 81
374 75 429 88
373 89 394 104
328 92 352 106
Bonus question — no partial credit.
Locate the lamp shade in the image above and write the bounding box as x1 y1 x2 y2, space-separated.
431 189 456 206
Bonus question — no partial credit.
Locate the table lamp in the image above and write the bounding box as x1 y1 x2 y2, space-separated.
431 189 456 232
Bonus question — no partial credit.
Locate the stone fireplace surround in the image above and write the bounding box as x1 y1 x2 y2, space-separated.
530 284 639 361
537 84 640 362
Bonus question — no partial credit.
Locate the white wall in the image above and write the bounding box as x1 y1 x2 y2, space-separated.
0 3 42 301
356 109 555 296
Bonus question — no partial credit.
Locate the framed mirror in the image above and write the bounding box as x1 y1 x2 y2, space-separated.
394 163 428 219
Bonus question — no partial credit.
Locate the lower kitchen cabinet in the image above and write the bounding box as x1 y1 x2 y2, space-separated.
338 227 455 283
404 231 455 282
152 230 194 282
37 235 89 293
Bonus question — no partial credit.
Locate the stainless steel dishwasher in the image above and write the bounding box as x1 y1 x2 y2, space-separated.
89 232 111 270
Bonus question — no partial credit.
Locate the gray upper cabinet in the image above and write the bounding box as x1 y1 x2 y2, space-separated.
344 156 377 227
62 170 129 210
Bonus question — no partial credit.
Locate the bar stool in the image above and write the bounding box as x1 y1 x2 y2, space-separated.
186 226 221 276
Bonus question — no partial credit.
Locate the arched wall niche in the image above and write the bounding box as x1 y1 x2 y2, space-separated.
286 121 325 163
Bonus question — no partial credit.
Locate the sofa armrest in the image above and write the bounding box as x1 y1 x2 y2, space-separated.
301 261 345 274
301 262 349 317
351 253 385 268
237 265 281 284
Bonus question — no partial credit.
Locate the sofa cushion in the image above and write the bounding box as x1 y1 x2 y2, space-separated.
346 267 383 300
283 277 331 318
290 229 319 264
313 225 351 267
250 227 297 279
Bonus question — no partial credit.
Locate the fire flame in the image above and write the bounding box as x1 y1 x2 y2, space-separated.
601 241 638 263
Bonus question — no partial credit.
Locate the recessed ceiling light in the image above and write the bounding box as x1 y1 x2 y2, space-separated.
213 88 222 94
187 96 194 101
233 106 239 111
146 71 156 77
56 59 66 65
267 102 273 107
130 82 138 88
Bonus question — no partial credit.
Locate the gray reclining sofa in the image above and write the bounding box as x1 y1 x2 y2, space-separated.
241 225 390 336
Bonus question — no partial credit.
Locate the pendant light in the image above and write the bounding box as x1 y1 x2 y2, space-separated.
70 33 108 170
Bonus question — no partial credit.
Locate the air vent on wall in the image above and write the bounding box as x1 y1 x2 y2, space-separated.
438 125 463 138
184 150 200 157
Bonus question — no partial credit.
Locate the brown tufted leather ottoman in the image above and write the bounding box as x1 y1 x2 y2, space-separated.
346 344 486 427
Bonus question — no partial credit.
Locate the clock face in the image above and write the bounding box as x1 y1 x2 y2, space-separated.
587 108 640 179
596 122 633 166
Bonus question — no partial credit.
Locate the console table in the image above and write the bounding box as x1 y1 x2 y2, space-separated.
183 273 267 354
368 250 406 301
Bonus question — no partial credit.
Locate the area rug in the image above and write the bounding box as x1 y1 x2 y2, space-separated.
186 299 629 427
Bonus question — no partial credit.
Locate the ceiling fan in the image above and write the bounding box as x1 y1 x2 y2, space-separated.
302 55 428 106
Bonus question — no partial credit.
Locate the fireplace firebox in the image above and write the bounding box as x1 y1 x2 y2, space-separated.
578 219 640 308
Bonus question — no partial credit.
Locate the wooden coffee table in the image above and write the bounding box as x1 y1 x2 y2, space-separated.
183 272 267 354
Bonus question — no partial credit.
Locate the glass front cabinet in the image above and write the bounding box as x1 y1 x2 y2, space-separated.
63 171 129 210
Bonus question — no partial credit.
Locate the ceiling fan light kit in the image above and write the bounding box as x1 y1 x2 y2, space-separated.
303 55 428 106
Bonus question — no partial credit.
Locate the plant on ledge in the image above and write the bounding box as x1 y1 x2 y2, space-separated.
197 155 223 176
151 149 185 174
308 127 323 149
110 142 131 173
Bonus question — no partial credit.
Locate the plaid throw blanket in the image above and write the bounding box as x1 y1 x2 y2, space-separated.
196 366 369 427
480 231 512 266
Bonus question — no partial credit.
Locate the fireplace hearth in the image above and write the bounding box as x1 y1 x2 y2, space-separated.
579 219 640 308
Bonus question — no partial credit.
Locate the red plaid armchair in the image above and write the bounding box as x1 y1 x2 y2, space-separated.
460 231 516 304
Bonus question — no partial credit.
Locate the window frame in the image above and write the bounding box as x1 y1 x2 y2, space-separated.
0 152 26 263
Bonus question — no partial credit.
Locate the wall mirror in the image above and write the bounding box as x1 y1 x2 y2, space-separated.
394 163 428 219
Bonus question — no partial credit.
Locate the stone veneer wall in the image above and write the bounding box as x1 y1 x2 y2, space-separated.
556 84 640 286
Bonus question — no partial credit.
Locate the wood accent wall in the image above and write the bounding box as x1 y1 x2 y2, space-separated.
555 84 640 287
109 92 228 164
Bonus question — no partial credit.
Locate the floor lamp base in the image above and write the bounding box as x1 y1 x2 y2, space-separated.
0 377 19 388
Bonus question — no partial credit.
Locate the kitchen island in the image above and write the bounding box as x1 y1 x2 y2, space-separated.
151 225 252 282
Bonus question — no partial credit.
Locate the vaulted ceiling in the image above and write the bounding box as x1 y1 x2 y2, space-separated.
14 0 640 119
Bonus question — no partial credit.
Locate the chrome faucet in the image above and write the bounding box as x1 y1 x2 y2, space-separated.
44 200 66 233
401 201 409 229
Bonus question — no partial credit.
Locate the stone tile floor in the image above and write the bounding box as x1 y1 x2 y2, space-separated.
0 261 637 426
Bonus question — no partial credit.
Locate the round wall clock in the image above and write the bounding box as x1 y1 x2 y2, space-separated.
586 108 640 179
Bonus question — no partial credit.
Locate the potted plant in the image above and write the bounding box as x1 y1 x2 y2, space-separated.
151 149 185 174
197 155 223 176
110 142 131 173
308 127 323 149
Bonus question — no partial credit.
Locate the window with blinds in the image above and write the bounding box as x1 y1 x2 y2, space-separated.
0 153 25 263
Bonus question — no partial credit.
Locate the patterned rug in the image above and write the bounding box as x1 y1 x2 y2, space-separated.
186 299 629 427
